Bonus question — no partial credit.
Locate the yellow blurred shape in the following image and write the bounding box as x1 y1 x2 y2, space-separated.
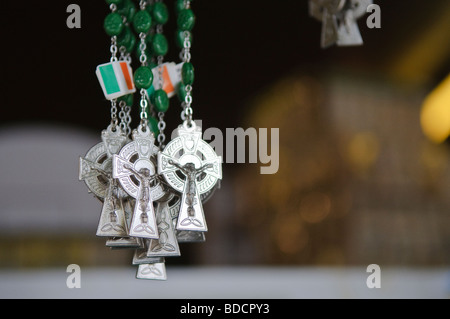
420 74 450 144
347 132 380 172
388 4 450 86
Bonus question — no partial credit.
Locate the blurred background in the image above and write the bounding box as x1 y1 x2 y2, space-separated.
0 0 449 298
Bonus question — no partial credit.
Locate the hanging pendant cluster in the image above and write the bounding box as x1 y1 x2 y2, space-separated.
80 0 222 280
309 0 372 48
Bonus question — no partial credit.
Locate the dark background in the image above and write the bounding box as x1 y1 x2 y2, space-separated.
2 1 448 137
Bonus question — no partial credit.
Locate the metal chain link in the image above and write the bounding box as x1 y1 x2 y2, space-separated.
139 32 148 65
118 100 127 133
119 46 126 61
110 98 119 129
182 30 193 123
110 36 118 62
154 4 167 148
157 111 166 146
137 2 149 127
139 0 147 10
140 88 148 123
125 105 132 136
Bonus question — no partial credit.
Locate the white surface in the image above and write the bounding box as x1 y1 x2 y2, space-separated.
0 124 100 234
0 266 448 299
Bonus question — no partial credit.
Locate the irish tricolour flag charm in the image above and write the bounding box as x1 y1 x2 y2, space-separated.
96 61 136 100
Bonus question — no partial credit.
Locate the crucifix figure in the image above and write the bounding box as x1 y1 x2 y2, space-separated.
79 125 129 237
158 121 222 232
170 160 212 224
113 124 165 239
97 176 128 236
123 164 159 236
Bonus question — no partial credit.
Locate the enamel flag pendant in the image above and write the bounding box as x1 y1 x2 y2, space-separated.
96 61 136 100
146 62 183 99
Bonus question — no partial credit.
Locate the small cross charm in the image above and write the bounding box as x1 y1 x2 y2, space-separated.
113 124 165 239
79 124 129 237
158 121 222 232
309 0 372 48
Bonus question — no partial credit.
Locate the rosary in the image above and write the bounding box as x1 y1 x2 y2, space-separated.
79 0 222 280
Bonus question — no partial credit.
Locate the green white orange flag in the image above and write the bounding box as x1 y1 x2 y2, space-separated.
96 61 136 100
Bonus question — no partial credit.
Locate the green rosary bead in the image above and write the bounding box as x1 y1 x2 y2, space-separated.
152 89 169 112
134 66 154 89
125 31 136 53
181 62 194 85
148 116 160 137
175 0 191 14
133 9 152 33
118 93 134 106
152 33 168 56
104 12 124 36
175 29 192 48
117 0 136 22
177 83 187 102
177 9 195 31
117 26 136 53
146 3 154 15
152 2 169 25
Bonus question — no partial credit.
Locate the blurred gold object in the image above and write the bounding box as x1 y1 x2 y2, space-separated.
420 74 450 143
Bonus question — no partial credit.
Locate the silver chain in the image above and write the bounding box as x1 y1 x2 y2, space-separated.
155 2 166 148
118 100 127 133
182 30 193 123
178 1 193 123
139 32 148 65
139 0 147 10
137 1 149 128
140 88 148 127
110 36 118 62
110 98 119 128
125 104 132 136
157 112 166 146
